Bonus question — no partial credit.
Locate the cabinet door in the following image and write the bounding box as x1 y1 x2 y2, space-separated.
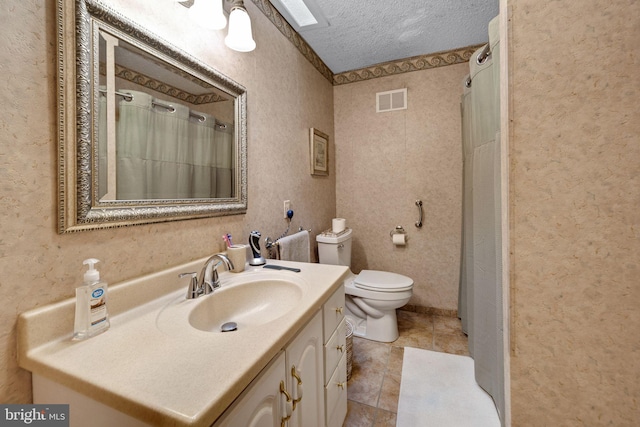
214 351 289 427
325 354 347 427
286 311 324 427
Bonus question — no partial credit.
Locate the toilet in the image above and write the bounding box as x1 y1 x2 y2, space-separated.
316 228 413 342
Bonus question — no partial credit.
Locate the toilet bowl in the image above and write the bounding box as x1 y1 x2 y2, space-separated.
316 228 414 343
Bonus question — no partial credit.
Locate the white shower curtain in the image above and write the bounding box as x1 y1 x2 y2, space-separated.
98 95 108 200
214 123 234 198
459 77 474 351
459 16 505 426
190 112 217 199
117 90 153 200
106 89 233 200
144 102 192 199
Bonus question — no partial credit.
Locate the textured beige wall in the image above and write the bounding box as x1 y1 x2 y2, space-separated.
0 0 335 402
508 0 640 424
334 64 468 312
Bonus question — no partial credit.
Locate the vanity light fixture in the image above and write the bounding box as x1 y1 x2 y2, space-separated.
224 1 256 52
189 0 227 30
188 0 256 52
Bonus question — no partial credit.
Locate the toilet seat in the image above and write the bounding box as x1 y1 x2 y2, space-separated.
354 270 413 293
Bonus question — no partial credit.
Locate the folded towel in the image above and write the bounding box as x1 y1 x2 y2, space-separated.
277 230 310 263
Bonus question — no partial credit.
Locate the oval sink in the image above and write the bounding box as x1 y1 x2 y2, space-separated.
188 279 303 333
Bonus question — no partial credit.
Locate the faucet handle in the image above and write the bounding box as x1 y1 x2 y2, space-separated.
206 254 234 294
202 278 219 295
179 272 199 299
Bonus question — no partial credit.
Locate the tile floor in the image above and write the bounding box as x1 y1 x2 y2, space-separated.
342 310 470 427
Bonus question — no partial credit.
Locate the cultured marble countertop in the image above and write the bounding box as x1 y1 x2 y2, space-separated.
17 258 348 426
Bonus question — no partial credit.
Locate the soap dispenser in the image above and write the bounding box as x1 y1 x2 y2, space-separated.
73 258 110 340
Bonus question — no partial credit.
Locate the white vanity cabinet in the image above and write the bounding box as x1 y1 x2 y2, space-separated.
214 288 347 427
20 260 351 427
213 351 288 427
286 311 325 427
322 287 348 427
214 311 325 427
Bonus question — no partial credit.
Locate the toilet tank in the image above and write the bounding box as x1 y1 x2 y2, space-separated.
316 228 352 267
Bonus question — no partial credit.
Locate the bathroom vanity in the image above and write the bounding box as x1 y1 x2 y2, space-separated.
17 258 349 427
215 290 347 427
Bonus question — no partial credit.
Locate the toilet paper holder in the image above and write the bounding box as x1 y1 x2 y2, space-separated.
390 225 407 237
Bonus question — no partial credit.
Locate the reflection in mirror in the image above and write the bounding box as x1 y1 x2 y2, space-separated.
57 0 247 232
96 31 236 201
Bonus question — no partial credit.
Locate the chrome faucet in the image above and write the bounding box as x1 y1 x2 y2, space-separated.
179 253 234 299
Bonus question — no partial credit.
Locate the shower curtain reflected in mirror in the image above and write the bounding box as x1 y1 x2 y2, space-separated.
459 16 505 426
99 89 234 201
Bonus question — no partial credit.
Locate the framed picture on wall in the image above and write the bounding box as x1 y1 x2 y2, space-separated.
309 128 329 176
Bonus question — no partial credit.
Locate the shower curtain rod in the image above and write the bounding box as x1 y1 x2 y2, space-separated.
99 89 228 129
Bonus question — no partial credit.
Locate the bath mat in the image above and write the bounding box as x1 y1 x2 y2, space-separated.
397 348 500 427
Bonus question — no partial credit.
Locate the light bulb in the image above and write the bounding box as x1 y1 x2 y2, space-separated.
189 0 227 30
224 7 256 52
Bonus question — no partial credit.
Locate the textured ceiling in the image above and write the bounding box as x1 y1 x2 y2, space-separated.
281 0 499 73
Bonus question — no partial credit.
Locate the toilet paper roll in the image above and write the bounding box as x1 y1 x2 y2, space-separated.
392 233 406 246
332 218 346 233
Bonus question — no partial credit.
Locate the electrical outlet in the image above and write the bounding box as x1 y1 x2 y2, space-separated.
283 200 290 218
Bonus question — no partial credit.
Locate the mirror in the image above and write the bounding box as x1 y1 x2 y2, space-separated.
57 0 247 233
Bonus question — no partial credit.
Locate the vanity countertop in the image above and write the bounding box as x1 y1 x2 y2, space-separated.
17 258 348 426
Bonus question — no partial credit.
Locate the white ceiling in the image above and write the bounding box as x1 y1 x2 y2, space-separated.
270 0 499 74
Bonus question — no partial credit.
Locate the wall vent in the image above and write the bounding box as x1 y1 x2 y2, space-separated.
376 88 407 113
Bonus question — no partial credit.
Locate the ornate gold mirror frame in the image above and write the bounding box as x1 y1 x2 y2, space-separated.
57 0 247 233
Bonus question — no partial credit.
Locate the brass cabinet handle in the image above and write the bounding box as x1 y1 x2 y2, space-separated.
280 381 293 426
335 306 343 314
336 382 345 389
291 366 303 410
336 345 344 353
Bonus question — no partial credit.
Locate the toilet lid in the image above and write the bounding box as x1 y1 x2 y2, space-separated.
354 270 414 292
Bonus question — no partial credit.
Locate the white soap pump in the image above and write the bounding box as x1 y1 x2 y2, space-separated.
73 258 110 340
